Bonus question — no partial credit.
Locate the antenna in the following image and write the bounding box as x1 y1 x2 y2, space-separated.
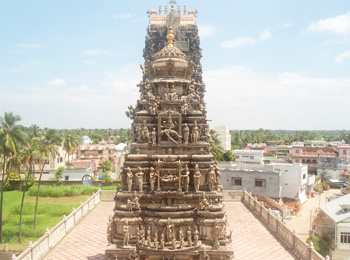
169 0 177 4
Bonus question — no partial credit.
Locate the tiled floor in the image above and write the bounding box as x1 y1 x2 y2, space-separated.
226 202 296 260
43 202 296 260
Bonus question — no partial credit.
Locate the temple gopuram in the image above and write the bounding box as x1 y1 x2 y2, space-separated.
106 3 234 260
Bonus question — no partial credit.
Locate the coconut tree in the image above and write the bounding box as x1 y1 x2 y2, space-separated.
210 130 224 161
33 129 61 229
62 131 80 163
0 112 24 243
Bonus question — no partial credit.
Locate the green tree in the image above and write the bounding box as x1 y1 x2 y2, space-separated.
33 129 62 229
210 130 224 161
101 160 112 172
0 112 24 243
222 151 235 162
55 166 65 186
62 131 79 163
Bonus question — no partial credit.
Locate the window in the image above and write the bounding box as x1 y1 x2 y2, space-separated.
296 159 299 163
250 156 254 159
296 149 299 154
231 177 242 186
255 179 266 187
235 156 239 159
303 174 306 179
343 150 347 155
340 232 350 244
65 176 69 181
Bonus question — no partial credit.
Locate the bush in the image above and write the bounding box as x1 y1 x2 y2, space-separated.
3 172 22 191
28 185 101 198
55 166 65 186
101 172 113 186
307 235 329 257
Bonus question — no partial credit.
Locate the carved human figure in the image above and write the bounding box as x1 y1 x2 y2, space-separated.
187 228 192 246
182 164 190 192
149 167 157 192
208 165 217 192
179 228 185 248
166 217 175 242
211 222 221 249
161 116 181 144
169 87 178 100
193 164 201 192
160 232 165 249
214 164 222 191
129 248 139 260
138 124 150 143
126 167 133 192
198 193 210 210
140 226 145 245
135 167 144 191
183 123 190 144
123 221 130 247
192 121 199 142
199 248 210 260
147 226 152 247
193 226 199 246
151 128 157 145
171 237 176 249
107 216 113 243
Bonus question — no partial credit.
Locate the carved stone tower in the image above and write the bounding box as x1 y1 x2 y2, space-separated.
106 3 234 260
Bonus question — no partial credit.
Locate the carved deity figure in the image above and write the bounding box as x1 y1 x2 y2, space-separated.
208 165 217 192
214 163 222 191
138 124 150 143
182 164 190 192
212 221 221 249
193 164 201 192
135 167 144 191
147 226 152 247
151 128 157 145
129 249 139 260
183 123 190 144
160 116 182 144
187 228 192 246
192 121 200 143
126 167 133 192
107 216 113 243
199 248 210 260
140 226 145 245
166 217 175 242
193 226 199 246
198 193 210 211
169 87 178 100
123 221 130 247
179 228 185 248
149 167 157 192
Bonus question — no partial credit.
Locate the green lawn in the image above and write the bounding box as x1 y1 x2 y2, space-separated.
2 190 88 244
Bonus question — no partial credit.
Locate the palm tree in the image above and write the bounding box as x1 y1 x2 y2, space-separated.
210 130 224 161
62 131 80 163
0 112 24 243
33 129 61 229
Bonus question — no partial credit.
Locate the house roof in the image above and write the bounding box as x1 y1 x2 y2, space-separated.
303 147 335 153
320 194 350 223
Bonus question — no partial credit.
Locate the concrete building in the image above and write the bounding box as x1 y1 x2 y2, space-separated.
220 163 282 199
291 142 350 173
317 194 350 260
223 150 314 202
32 146 67 174
276 145 292 160
214 125 231 150
233 150 264 169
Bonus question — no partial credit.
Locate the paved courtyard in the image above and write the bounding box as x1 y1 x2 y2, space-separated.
43 201 296 260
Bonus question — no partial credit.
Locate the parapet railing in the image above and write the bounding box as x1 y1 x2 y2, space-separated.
242 190 330 260
13 189 108 260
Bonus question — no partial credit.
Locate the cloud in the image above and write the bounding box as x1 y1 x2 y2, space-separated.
275 23 292 30
16 44 45 49
335 50 350 63
82 49 109 56
221 29 271 50
204 66 350 129
114 13 133 20
81 60 97 65
307 13 350 35
198 24 215 39
46 79 66 86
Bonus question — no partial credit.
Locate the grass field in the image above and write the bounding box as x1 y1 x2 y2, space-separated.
1 189 92 245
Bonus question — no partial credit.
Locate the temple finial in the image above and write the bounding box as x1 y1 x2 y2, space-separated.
166 27 175 47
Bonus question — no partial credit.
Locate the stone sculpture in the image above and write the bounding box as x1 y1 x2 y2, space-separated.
126 167 133 192
135 167 144 191
208 165 217 192
193 163 201 192
192 121 200 143
183 123 190 144
123 221 130 247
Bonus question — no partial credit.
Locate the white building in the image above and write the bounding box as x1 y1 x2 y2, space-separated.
221 151 314 202
319 194 350 260
272 163 313 203
214 126 231 150
233 150 264 169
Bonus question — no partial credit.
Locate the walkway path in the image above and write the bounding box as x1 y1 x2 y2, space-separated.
43 202 296 260
284 188 340 241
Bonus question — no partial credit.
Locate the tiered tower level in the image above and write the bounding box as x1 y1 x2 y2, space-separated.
106 4 234 260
